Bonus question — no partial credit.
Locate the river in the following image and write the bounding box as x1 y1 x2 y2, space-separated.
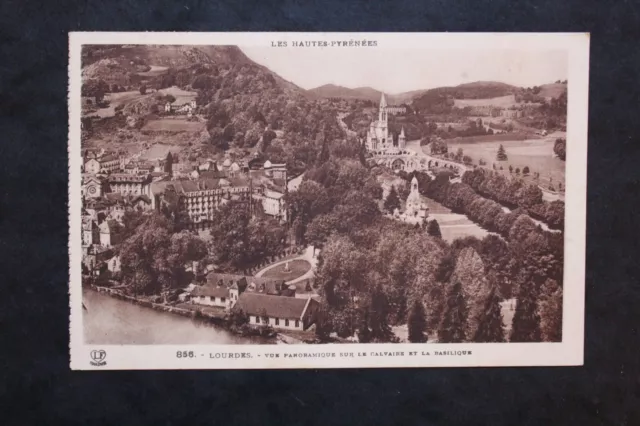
83 289 270 345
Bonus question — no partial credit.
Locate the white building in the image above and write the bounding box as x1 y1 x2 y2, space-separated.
234 293 319 331
366 93 406 152
260 189 287 221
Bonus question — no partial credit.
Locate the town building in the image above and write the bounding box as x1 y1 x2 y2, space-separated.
191 285 231 308
366 93 406 151
82 245 113 276
468 105 502 117
234 293 319 331
150 177 255 230
108 173 152 197
131 195 153 212
404 176 428 220
84 153 121 174
107 255 121 273
189 273 290 310
81 216 100 249
259 189 287 222
385 105 407 115
99 219 122 247
82 175 107 198
501 108 524 119
164 99 197 115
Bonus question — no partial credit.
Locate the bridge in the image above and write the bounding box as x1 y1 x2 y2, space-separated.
367 148 466 174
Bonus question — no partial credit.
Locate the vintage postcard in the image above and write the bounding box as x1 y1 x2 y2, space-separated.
69 32 589 369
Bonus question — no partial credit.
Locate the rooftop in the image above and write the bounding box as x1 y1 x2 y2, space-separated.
191 285 230 298
234 293 309 320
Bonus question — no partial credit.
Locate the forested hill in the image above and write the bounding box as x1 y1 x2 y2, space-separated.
81 45 344 172
308 84 383 102
81 45 308 95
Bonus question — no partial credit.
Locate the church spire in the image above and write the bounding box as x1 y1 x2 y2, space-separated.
379 92 387 108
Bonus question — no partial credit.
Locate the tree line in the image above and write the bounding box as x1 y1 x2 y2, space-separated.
462 168 565 229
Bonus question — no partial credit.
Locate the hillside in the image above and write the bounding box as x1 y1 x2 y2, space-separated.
309 84 427 104
538 83 567 100
412 81 519 113
81 45 310 97
309 84 382 102
82 45 343 173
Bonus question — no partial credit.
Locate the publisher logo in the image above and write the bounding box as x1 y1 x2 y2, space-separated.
90 349 107 367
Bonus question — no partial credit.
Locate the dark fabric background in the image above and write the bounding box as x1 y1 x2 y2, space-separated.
1 1 639 425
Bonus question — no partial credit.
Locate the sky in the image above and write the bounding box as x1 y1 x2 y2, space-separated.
241 47 568 94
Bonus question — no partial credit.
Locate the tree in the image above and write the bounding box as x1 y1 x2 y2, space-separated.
398 183 410 203
473 287 505 342
368 284 393 341
522 166 530 176
450 247 490 338
510 283 542 342
262 129 277 151
438 282 467 343
119 214 206 297
384 185 401 213
407 299 427 342
430 138 448 155
537 279 563 342
553 138 566 161
509 165 513 174
82 78 109 103
463 155 473 165
139 84 147 95
426 219 442 238
164 152 173 174
515 167 521 175
496 144 508 161
229 309 249 327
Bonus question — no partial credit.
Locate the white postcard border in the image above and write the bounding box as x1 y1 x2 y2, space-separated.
69 32 589 370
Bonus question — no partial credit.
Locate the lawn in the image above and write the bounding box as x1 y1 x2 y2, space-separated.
139 143 184 160
262 259 311 282
447 137 566 188
453 95 519 108
136 65 169 77
158 86 197 104
142 118 205 133
86 90 151 118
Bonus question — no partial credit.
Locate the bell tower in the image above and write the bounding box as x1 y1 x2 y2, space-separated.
378 93 388 124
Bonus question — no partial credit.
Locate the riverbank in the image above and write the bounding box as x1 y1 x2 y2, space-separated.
85 286 312 344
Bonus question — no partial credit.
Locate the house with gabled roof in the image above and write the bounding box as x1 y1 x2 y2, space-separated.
234 293 319 331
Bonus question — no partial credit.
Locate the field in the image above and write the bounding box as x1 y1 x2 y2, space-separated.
142 118 205 133
136 65 169 77
538 83 567 100
139 143 184 161
447 132 533 144
453 95 519 108
85 90 150 118
444 136 566 188
261 260 312 281
158 86 197 104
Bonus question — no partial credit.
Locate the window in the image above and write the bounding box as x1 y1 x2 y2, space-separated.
275 318 279 326
295 320 300 328
285 319 289 327
254 316 260 324
221 297 225 303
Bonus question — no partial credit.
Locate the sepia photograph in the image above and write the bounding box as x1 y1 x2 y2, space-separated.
69 33 588 369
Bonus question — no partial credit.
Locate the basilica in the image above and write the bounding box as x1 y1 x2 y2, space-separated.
365 93 406 152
